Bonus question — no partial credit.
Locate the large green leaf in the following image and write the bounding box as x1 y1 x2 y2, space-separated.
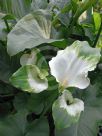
0 43 20 82
0 110 49 136
31 0 48 11
0 0 31 18
56 85 102 136
50 0 70 9
7 10 63 56
26 118 49 136
13 92 44 114
0 110 28 136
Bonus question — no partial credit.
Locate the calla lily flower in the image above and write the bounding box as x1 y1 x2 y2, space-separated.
20 48 48 70
52 90 84 129
49 41 101 89
10 65 48 93
20 49 38 66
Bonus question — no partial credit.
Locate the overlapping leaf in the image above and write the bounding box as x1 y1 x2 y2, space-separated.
56 85 102 136
7 10 63 56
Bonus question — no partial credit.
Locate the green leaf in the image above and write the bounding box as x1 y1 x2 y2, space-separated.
0 101 13 118
82 24 95 42
7 10 63 56
13 92 30 111
0 43 20 82
50 0 70 9
0 110 49 136
14 92 44 114
93 12 101 33
0 82 14 95
50 0 72 27
74 0 97 20
10 65 48 93
0 110 28 136
0 0 31 18
56 85 102 136
96 35 102 48
27 93 44 114
26 118 49 136
31 0 48 11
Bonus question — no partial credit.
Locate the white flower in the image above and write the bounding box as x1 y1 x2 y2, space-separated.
52 90 84 129
10 65 48 93
49 41 101 89
58 90 84 116
20 49 38 66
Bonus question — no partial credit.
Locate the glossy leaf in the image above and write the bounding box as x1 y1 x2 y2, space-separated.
7 10 63 56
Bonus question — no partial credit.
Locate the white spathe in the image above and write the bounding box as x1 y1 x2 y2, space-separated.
20 49 38 66
52 89 84 129
10 65 48 93
57 90 84 116
49 41 101 89
27 66 48 93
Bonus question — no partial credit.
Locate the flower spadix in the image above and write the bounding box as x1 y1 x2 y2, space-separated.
52 90 84 129
49 41 101 89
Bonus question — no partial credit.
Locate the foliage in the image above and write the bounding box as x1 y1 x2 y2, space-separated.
0 0 102 136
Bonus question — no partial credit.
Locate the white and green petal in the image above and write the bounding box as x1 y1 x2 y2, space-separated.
20 48 48 70
49 40 101 89
20 49 38 66
52 90 84 129
10 65 48 93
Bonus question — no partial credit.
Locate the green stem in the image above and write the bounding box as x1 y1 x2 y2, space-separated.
93 20 102 47
4 19 10 33
59 85 65 94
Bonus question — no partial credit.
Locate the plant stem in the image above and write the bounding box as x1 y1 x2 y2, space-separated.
47 111 55 136
93 21 102 47
4 19 10 33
